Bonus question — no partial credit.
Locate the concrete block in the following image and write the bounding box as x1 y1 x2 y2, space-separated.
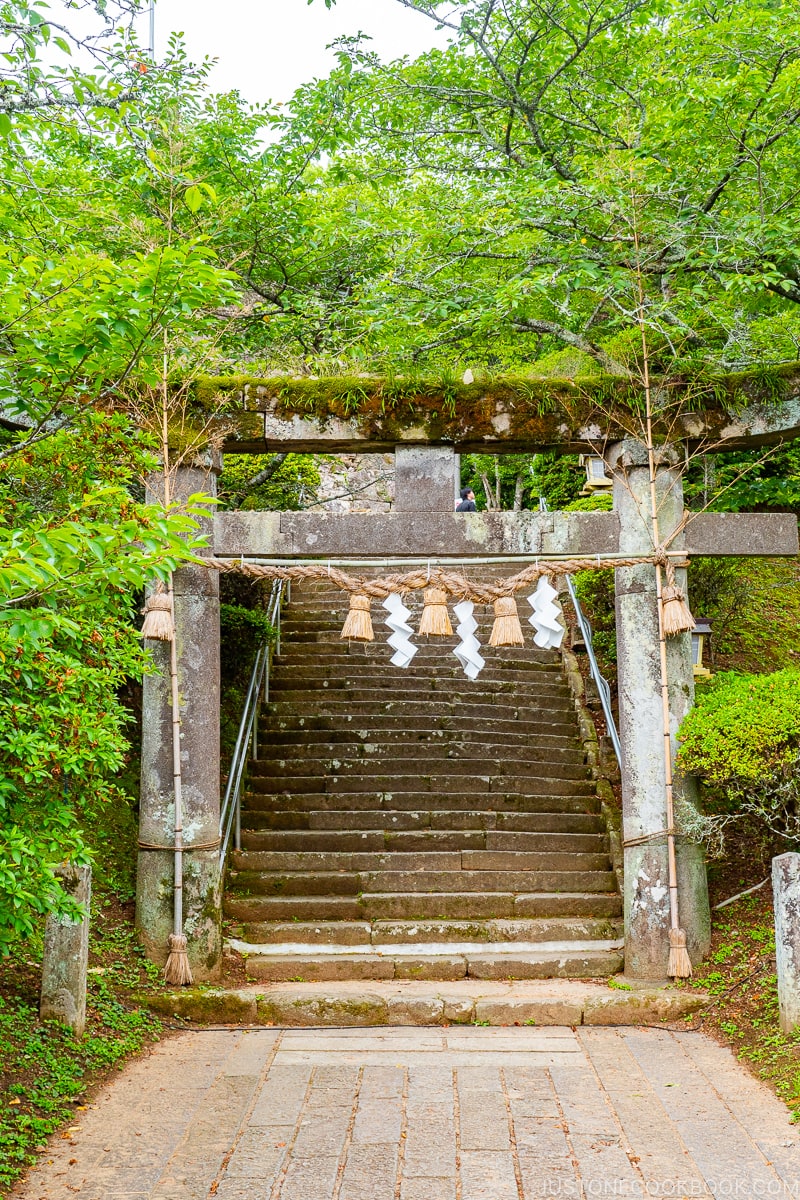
143 989 258 1024
773 853 800 1033
394 447 457 512
256 989 389 1026
392 956 466 981
582 988 708 1025
442 997 475 1024
684 512 798 557
40 864 91 1037
474 998 582 1027
245 956 395 983
387 996 445 1025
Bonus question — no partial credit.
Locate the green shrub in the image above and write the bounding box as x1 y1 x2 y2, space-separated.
219 603 277 760
678 670 800 846
564 493 614 512
220 603 276 684
687 557 800 670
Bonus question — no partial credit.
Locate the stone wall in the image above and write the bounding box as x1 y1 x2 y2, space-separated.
311 453 395 513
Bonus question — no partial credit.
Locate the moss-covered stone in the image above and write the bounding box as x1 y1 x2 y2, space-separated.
583 989 708 1025
176 365 800 454
141 988 258 1024
256 990 389 1026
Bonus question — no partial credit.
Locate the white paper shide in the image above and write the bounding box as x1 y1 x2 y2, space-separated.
528 577 565 650
382 593 418 668
453 599 485 680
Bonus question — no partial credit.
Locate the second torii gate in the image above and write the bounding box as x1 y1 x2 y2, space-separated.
136 374 800 981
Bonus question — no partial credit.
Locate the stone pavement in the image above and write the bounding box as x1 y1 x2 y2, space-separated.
14 1027 800 1200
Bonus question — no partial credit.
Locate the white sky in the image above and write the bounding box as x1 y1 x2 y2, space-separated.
143 0 449 105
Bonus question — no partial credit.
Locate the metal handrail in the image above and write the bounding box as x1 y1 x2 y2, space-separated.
538 498 622 769
219 581 285 866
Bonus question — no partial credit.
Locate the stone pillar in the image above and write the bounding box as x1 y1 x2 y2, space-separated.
773 853 800 1033
136 455 222 980
40 865 91 1037
608 439 710 979
395 447 458 512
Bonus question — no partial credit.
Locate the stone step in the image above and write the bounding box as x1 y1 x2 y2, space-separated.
253 742 587 767
224 891 624 922
148 979 710 1028
266 700 575 721
272 657 564 684
220 575 622 984
230 848 612 874
240 809 606 833
247 774 597 797
267 688 575 711
250 757 589 781
228 867 618 896
268 675 572 697
229 916 624 946
275 640 558 664
237 828 608 853
360 892 623 920
243 791 600 814
265 714 579 737
261 727 582 750
238 942 625 983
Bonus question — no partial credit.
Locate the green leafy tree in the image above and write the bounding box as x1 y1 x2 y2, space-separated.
460 454 535 510
0 6 239 948
0 416 209 952
299 0 800 380
217 454 322 511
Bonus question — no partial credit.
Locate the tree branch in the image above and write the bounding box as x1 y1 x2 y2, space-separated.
511 317 633 376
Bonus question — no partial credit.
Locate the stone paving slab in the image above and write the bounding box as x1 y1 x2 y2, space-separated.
13 1027 800 1200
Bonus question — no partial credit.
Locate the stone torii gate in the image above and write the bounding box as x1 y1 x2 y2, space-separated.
136 374 800 981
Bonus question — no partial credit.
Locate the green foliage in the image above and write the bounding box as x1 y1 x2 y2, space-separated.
217 454 321 511
565 494 614 512
688 558 800 670
558 491 618 667
572 568 618 671
685 444 800 514
678 671 800 846
679 671 800 787
530 454 585 509
218 600 278 759
220 603 276 683
460 454 536 510
0 416 207 953
288 0 800 378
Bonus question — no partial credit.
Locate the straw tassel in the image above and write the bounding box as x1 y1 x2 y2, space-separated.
489 595 525 647
340 593 374 642
141 591 174 641
163 932 193 986
418 587 452 636
661 560 694 637
668 927 693 979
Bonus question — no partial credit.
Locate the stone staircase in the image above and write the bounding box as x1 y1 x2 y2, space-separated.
224 579 624 981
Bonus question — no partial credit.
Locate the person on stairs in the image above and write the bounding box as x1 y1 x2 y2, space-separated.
456 487 477 512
